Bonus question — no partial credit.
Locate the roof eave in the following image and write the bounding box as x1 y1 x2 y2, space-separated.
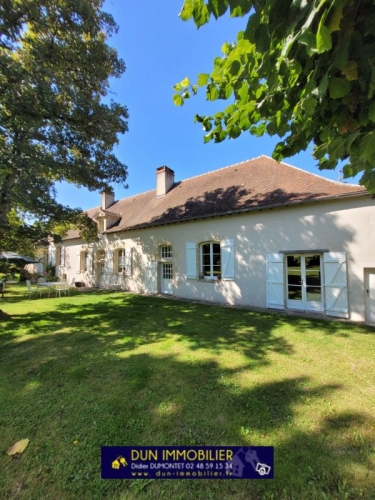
104 190 370 234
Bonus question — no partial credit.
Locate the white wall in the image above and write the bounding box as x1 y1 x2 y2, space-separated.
60 195 375 322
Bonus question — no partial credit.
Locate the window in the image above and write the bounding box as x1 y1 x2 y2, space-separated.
186 240 234 281
56 246 64 266
98 219 104 233
79 251 90 273
201 242 221 279
56 247 61 266
85 252 90 272
117 249 125 273
43 247 49 266
287 254 322 304
113 248 132 275
160 245 173 259
163 263 173 280
98 250 105 275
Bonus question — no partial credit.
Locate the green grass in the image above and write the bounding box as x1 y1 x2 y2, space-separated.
0 285 374 500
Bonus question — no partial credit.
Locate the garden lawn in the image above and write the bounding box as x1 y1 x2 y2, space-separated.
0 287 374 500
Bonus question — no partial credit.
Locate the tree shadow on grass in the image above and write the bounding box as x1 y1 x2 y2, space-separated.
1 294 374 377
0 317 374 500
0 294 295 369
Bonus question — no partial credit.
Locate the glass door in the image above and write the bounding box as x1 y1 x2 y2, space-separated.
287 254 323 311
160 263 173 295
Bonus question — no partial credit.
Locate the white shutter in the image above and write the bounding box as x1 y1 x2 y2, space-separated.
87 250 93 274
221 238 235 280
113 249 119 274
80 252 85 273
323 252 349 318
125 249 132 276
186 242 197 279
76 252 81 273
107 249 113 274
144 261 158 293
55 247 60 266
50 246 56 266
266 253 285 309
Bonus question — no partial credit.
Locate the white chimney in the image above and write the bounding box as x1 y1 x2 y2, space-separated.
101 190 115 210
156 166 175 197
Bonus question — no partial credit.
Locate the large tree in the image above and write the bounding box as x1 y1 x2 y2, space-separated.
0 0 128 240
174 0 375 191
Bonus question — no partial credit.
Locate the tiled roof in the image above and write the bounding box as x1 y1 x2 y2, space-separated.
94 208 121 217
63 156 368 240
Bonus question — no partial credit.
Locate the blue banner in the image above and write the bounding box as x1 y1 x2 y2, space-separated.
101 446 274 480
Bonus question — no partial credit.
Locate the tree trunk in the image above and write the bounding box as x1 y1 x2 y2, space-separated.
0 172 17 252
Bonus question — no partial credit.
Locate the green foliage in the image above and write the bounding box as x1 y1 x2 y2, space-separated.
1 210 39 257
19 268 33 282
2 206 97 260
0 0 129 238
175 0 375 191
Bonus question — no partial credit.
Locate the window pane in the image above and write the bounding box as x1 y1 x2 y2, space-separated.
306 286 321 302
288 274 302 285
161 245 172 258
201 242 221 277
117 249 124 272
305 255 320 269
287 255 301 268
202 265 211 276
305 255 321 286
287 255 301 285
202 244 210 255
288 286 302 300
212 243 220 254
203 254 211 266
306 270 321 286
163 264 172 279
213 254 221 266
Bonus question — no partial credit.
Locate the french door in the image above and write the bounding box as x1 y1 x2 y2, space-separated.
160 263 173 295
286 254 323 311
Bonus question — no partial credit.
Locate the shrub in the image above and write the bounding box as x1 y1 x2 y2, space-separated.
20 269 33 282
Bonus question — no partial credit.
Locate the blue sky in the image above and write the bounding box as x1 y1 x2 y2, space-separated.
57 0 355 211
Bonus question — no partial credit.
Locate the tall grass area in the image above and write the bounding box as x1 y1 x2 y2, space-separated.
0 286 374 499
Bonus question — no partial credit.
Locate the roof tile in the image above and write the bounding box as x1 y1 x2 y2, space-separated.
64 156 367 239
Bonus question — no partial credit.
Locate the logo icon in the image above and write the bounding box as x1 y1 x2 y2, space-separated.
255 462 271 476
112 456 128 469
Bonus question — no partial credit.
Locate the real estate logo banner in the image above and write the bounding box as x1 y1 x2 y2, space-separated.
101 446 274 479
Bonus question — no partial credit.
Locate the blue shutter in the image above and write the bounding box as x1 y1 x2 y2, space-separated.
221 239 235 280
186 242 197 279
323 252 349 318
144 261 158 293
266 254 285 309
107 249 113 274
87 249 93 274
76 252 81 274
125 249 132 276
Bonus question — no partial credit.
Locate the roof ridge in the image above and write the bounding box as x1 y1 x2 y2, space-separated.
86 155 364 214
113 187 155 204
262 155 363 189
178 156 262 183
107 157 262 206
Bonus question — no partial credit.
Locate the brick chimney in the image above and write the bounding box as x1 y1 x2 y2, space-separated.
156 166 175 197
101 190 115 210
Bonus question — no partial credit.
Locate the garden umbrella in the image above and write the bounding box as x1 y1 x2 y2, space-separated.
0 251 39 266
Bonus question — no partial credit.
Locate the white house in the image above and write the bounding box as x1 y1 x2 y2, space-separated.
51 156 375 323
